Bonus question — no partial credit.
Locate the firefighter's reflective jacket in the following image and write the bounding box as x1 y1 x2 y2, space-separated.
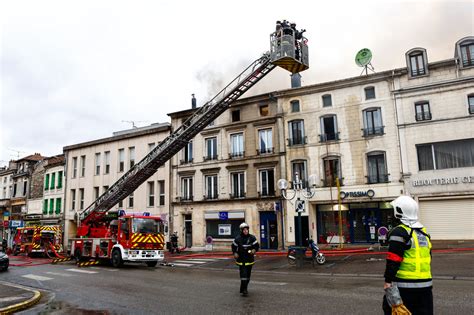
232 234 260 265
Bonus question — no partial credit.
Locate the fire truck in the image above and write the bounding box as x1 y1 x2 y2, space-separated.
70 20 309 268
13 225 62 257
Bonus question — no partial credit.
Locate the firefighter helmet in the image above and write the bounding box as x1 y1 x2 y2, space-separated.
239 223 249 231
390 196 423 228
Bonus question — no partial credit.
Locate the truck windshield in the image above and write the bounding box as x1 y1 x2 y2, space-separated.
132 218 161 234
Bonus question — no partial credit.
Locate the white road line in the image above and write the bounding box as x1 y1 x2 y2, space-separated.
0 296 28 302
251 281 287 286
65 268 99 274
186 258 219 262
173 260 207 264
89 267 119 272
171 263 194 267
22 274 53 281
45 271 74 277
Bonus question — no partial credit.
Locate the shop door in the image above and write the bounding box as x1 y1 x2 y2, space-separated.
184 214 192 248
294 216 309 246
259 212 278 250
350 209 379 243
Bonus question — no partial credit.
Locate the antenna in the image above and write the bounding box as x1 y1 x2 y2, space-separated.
8 148 27 159
121 120 148 129
355 48 375 75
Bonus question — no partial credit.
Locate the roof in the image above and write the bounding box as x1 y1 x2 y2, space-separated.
16 153 45 162
44 155 65 168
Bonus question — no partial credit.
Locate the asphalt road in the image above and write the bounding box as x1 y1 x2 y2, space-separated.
1 252 473 314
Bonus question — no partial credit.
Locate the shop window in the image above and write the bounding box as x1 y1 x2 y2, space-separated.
290 100 300 112
206 219 244 239
417 138 474 171
415 102 431 121
364 86 376 100
363 108 384 136
320 115 339 142
288 120 305 146
367 152 389 184
291 160 307 188
322 94 332 107
323 157 341 187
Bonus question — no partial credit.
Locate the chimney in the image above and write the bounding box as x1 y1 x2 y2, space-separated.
191 94 197 109
290 73 301 88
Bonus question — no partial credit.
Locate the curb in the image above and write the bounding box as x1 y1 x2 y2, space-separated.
0 281 42 314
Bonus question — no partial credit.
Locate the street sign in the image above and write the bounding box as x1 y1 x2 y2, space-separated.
295 200 305 213
274 201 281 212
218 212 228 220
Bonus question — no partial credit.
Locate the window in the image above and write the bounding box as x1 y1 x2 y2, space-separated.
205 137 218 160
323 157 341 187
118 200 123 208
23 181 27 196
49 198 54 214
44 174 50 191
103 186 109 194
258 129 273 154
230 133 244 158
104 152 110 174
259 105 269 116
364 86 376 100
322 94 332 107
57 171 63 188
79 188 84 210
147 181 155 207
367 152 388 184
158 180 165 206
50 172 55 190
128 193 134 208
231 109 240 122
95 153 101 175
409 52 426 76
94 187 100 200
80 155 86 177
181 141 193 164
206 218 244 239
55 198 61 214
72 157 77 178
231 172 245 198
259 169 275 197
415 102 431 121
363 108 384 136
71 189 76 211
43 199 48 214
129 147 135 168
320 115 339 142
205 175 218 200
291 100 300 112
118 149 125 172
417 139 474 171
13 183 17 197
468 95 474 114
288 120 305 146
291 161 307 188
148 143 156 152
460 41 474 67
181 177 193 201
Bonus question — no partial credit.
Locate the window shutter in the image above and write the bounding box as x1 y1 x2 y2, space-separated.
56 198 61 214
57 171 63 188
43 199 48 214
50 173 56 190
49 199 54 214
45 174 49 190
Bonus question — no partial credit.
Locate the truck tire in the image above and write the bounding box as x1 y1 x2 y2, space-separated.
146 261 158 267
111 249 123 268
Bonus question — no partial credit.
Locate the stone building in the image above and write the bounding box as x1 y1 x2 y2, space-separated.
0 164 15 245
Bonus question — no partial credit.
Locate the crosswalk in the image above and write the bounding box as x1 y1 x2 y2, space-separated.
169 257 229 268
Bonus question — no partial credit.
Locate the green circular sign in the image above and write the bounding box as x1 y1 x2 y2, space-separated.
355 48 372 67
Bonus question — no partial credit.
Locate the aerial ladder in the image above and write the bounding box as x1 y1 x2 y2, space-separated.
72 21 309 267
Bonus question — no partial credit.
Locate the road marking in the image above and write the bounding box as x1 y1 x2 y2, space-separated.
173 260 207 264
22 274 53 281
171 263 194 267
0 296 28 302
89 267 119 272
251 281 287 286
65 268 99 274
186 258 220 261
45 271 74 277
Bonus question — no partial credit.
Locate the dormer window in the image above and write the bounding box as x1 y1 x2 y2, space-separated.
455 36 474 69
406 48 429 78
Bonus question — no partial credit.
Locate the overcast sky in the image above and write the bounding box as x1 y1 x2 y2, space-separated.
0 0 472 166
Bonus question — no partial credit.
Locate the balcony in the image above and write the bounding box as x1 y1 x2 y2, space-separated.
180 158 194 165
257 147 274 155
415 112 432 121
229 151 245 159
258 191 276 197
322 177 344 187
203 155 218 161
180 195 193 202
362 126 385 137
230 192 246 199
366 174 390 184
287 136 307 146
203 194 218 200
319 132 340 143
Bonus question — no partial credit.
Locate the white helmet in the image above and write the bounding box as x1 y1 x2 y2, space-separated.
239 222 249 230
390 196 423 228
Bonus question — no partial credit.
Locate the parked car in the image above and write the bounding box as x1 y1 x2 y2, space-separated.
0 252 9 271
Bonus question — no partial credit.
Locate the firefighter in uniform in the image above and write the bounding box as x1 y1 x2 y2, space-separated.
231 223 259 296
383 195 434 315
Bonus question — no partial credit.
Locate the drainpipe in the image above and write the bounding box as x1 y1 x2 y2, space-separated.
391 70 406 190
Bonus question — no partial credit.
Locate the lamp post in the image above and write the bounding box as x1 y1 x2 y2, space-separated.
278 172 319 248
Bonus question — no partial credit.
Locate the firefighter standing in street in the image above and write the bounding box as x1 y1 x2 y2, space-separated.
232 223 259 296
383 195 434 315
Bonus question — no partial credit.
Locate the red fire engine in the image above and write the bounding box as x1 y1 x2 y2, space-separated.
13 225 62 257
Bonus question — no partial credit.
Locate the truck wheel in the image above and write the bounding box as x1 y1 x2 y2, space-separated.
146 261 158 267
111 249 123 268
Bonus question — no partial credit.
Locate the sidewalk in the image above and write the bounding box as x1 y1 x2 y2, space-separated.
0 281 41 314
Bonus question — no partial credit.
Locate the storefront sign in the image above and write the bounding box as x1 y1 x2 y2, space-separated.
340 189 375 199
25 214 42 220
412 176 474 187
9 220 23 228
218 212 228 220
218 224 231 236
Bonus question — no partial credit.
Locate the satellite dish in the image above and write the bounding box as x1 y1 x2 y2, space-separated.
355 48 372 67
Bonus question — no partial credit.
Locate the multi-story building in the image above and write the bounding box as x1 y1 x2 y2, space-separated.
0 164 15 244
395 36 474 240
63 123 171 246
168 96 284 250
25 158 46 227
41 155 65 226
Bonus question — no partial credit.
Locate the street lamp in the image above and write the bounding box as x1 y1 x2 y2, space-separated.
278 172 319 247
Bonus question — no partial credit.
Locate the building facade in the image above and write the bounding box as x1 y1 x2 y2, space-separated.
41 155 65 226
0 165 15 246
168 96 285 250
62 123 171 247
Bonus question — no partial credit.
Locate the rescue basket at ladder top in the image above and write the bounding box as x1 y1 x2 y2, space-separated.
270 22 309 73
